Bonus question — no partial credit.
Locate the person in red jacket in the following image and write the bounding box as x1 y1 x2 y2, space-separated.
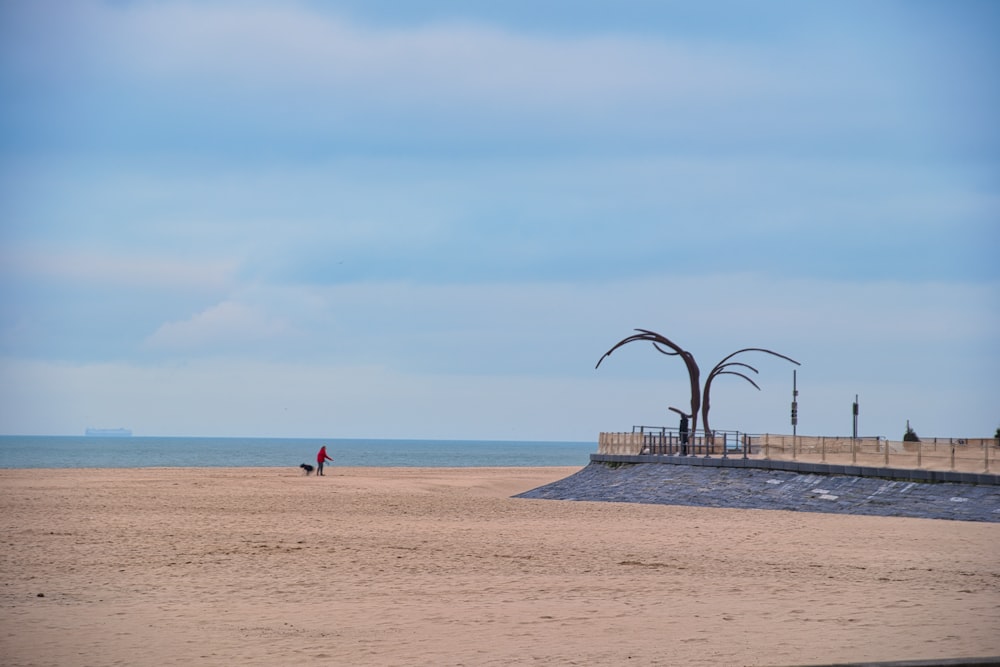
316 445 334 476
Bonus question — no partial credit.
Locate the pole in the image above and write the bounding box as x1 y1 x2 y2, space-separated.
852 394 859 440
791 370 798 438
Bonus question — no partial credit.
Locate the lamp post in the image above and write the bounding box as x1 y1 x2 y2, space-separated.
852 394 859 440
852 394 859 464
791 370 798 438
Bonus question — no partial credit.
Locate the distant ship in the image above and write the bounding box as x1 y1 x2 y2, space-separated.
85 427 132 437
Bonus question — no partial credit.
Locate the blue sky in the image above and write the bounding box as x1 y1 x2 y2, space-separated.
1 0 997 440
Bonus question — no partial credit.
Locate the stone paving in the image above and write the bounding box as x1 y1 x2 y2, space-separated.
515 462 1000 522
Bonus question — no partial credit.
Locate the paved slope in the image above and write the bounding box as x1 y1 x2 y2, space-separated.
515 462 1000 522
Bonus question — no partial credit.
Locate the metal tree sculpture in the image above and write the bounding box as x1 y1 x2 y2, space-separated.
701 348 800 436
597 330 800 447
595 329 702 436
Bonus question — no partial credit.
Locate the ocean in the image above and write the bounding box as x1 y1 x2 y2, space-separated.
0 435 595 469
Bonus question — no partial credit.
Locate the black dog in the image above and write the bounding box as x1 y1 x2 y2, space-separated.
300 463 314 475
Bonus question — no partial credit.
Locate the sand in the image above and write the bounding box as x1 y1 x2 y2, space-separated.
1 467 998 666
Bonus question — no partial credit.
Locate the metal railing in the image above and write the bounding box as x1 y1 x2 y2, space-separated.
630 425 748 458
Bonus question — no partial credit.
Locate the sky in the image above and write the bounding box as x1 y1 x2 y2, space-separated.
0 0 997 441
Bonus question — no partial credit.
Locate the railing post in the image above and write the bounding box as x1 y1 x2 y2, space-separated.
884 436 889 467
951 443 956 471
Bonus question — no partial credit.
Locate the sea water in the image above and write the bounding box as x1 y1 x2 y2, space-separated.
0 435 595 469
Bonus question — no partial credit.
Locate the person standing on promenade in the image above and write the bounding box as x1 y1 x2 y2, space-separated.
679 414 689 456
316 445 334 476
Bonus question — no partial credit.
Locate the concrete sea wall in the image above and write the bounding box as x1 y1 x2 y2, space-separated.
516 455 1000 523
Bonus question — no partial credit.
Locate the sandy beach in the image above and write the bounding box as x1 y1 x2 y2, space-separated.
2 466 998 666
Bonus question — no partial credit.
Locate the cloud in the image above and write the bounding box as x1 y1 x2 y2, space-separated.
1 0 934 156
0 246 237 292
59 4 755 99
144 300 294 353
124 272 999 383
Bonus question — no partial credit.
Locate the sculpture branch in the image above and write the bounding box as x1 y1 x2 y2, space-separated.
596 329 701 436
711 361 759 377
702 348 800 435
714 371 761 390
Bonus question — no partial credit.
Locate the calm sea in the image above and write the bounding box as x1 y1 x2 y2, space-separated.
0 435 595 469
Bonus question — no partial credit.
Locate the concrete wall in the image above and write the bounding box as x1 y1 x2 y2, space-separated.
597 432 645 455
589 452 1000 486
